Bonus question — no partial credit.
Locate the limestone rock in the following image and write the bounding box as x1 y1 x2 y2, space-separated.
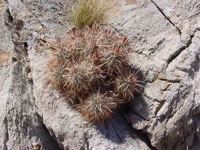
0 0 199 150
110 0 200 149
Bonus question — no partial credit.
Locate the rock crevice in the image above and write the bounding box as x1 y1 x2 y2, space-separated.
0 0 200 150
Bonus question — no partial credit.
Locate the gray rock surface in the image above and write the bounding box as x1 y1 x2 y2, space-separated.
110 0 200 149
0 0 200 150
0 1 13 53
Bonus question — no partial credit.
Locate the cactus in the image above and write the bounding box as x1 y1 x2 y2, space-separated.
77 92 117 123
115 71 143 102
63 61 103 97
48 24 142 123
101 45 128 75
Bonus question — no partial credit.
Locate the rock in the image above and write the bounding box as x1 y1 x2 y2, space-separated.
0 59 60 150
110 0 200 149
0 0 199 150
0 1 13 53
0 0 150 149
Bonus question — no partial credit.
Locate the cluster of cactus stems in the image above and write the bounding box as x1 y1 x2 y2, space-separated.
49 25 142 123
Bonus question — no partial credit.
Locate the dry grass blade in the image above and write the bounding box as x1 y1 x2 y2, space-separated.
71 0 114 28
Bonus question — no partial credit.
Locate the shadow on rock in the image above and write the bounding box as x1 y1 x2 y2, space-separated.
94 67 148 144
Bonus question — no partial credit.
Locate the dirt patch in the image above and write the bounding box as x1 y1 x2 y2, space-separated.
0 0 4 7
0 49 12 65
126 0 138 5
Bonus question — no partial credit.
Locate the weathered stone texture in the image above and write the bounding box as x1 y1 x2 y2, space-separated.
110 0 200 149
0 0 200 150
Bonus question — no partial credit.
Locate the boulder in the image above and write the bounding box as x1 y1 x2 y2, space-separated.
0 0 199 149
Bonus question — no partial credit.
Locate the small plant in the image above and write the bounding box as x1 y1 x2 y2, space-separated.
115 71 143 103
77 92 117 123
63 62 93 95
71 0 113 28
63 61 104 97
49 24 143 123
102 46 128 74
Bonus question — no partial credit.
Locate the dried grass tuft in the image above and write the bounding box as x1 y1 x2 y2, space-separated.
71 0 114 28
